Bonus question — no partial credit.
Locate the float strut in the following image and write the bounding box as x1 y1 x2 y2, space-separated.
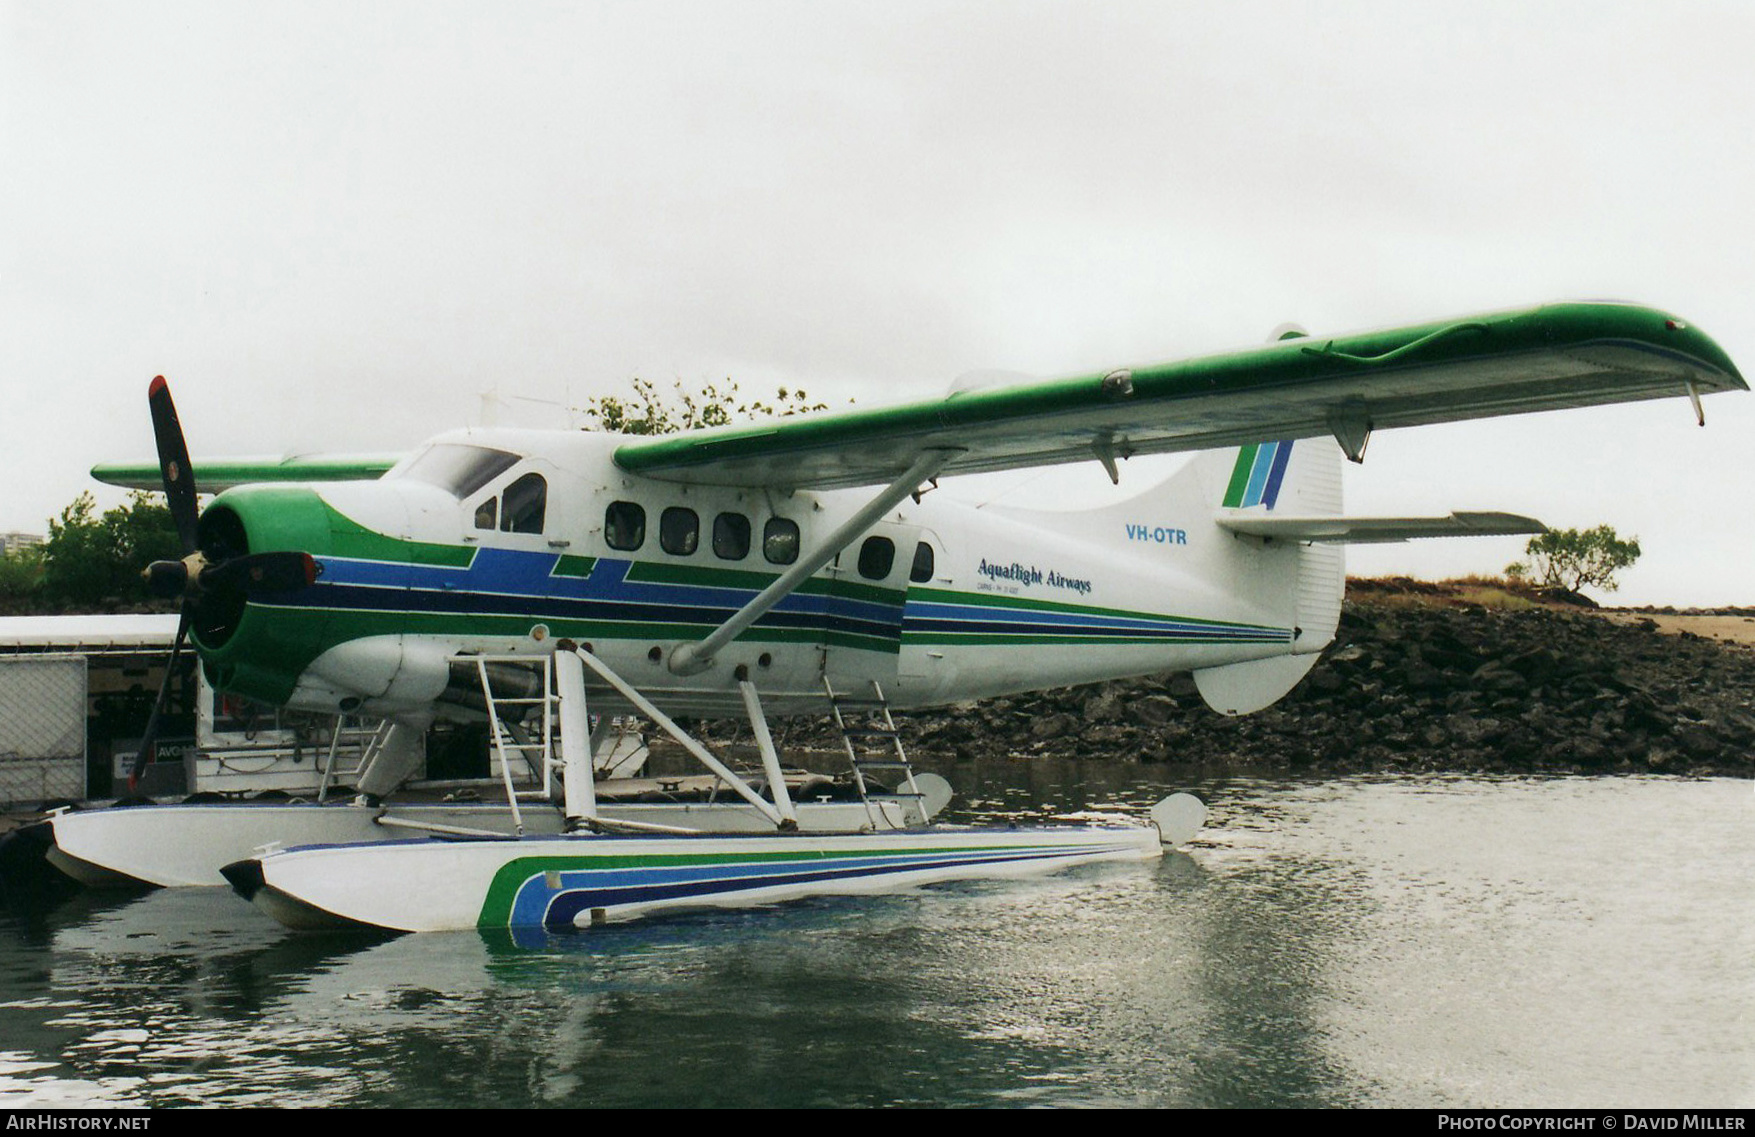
554 649 599 831
571 648 791 829
739 680 797 828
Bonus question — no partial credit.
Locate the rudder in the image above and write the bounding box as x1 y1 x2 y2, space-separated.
1194 437 1345 714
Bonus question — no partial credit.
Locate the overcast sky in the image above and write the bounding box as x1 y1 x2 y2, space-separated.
4 1 1752 605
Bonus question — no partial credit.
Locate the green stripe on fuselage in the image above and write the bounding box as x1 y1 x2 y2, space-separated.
908 585 1282 630
622 559 905 606
240 605 900 653
552 554 598 579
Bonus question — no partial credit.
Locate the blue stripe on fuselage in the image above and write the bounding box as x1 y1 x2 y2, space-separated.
294 550 906 641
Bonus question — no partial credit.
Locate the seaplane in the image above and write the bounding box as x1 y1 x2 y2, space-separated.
33 301 1744 933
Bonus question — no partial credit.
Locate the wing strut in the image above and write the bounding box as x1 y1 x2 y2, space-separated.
667 448 957 676
571 647 794 829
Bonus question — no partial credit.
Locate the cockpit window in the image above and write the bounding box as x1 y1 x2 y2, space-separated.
500 472 546 534
396 444 521 499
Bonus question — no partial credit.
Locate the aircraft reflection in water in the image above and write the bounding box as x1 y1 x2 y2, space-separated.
14 776 1748 1106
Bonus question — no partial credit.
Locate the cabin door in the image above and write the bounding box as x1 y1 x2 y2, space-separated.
818 520 919 690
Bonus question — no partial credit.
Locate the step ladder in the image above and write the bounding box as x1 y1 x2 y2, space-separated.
824 678 921 814
316 717 394 802
476 657 559 833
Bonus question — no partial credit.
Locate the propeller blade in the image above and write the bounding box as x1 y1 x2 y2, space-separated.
148 376 200 555
201 551 319 595
128 607 192 793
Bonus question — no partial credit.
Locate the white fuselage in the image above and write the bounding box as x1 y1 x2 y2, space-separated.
210 428 1318 724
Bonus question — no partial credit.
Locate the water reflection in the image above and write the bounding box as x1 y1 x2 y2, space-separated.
2 769 1751 1106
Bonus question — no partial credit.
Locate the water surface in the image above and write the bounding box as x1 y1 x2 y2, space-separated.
1 769 1749 1107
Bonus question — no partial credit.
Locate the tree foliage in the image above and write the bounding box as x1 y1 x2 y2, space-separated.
0 545 46 613
38 491 182 610
1506 525 1642 594
576 377 828 436
18 380 829 613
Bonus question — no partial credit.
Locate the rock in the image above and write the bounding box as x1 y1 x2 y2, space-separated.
1127 695 1179 727
1029 713 1077 741
865 583 1755 776
1082 691 1124 723
1673 726 1723 761
1470 661 1527 694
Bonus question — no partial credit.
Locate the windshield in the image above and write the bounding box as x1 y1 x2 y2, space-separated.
394 443 521 499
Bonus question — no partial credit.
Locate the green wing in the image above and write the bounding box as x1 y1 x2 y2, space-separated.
615 302 1745 490
91 454 404 492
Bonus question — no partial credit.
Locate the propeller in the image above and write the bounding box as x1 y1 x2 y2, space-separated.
127 377 319 792
128 607 191 794
149 376 199 556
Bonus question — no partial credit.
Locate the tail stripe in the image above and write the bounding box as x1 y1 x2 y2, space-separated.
1223 440 1296 509
1222 443 1259 507
1241 441 1275 505
1262 439 1295 509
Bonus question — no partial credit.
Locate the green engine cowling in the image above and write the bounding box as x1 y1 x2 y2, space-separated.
192 485 339 707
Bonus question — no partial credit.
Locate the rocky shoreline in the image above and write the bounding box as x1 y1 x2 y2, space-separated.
774 580 1755 776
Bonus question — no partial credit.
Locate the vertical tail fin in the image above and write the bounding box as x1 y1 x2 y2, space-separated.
998 439 1346 714
1191 438 1346 713
1207 437 1346 655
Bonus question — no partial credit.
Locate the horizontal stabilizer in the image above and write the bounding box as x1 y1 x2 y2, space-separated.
1214 511 1545 544
92 453 404 492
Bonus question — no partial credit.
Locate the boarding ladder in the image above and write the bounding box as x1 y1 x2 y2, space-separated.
824 678 921 820
316 717 395 803
476 656 561 833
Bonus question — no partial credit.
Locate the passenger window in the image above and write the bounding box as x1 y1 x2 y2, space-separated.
713 512 751 560
474 497 497 531
858 536 895 580
763 517 800 565
605 502 645 551
500 473 546 534
660 507 699 555
910 541 934 583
